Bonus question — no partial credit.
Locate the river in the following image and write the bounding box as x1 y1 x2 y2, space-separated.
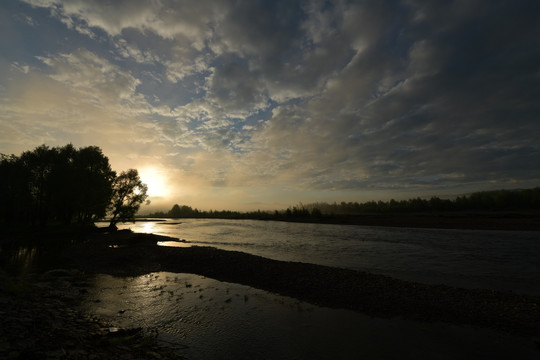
97 218 540 296
86 219 540 359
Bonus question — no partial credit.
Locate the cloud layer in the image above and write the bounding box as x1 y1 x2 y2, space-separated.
1 0 539 209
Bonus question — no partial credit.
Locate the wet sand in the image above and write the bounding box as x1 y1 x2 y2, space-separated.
66 230 540 339
82 271 540 360
0 269 182 359
3 228 540 358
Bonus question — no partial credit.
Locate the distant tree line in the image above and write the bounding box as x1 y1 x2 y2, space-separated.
0 144 149 229
300 188 540 215
149 187 540 221
148 204 278 220
296 187 540 215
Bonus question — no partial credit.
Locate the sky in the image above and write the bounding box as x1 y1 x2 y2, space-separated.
1 0 539 212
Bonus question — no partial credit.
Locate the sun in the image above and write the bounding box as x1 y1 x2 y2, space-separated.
138 167 171 198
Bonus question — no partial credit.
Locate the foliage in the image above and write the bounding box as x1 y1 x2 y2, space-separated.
296 188 540 215
148 205 277 220
148 187 540 221
1 144 115 226
108 169 149 228
0 144 148 231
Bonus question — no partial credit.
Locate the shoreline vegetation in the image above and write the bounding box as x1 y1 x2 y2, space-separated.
143 187 540 231
0 144 149 230
2 144 539 232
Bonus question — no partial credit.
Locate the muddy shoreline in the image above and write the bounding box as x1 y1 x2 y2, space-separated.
0 268 182 359
2 228 540 358
66 231 540 339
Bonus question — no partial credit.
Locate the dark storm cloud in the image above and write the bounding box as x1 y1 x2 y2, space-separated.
267 0 540 191
3 0 540 206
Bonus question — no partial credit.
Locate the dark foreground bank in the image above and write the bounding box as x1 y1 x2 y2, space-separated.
65 231 540 340
0 268 183 359
2 229 539 358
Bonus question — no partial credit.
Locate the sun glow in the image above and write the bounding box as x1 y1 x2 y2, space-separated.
139 167 171 198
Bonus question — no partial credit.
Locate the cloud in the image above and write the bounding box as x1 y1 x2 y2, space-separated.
20 0 221 80
206 58 269 117
3 0 540 209
36 49 141 104
22 0 219 43
1 49 176 168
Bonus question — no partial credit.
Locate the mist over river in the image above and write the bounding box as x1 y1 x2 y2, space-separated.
97 219 540 296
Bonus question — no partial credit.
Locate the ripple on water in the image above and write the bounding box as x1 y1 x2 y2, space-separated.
96 219 540 295
80 272 540 360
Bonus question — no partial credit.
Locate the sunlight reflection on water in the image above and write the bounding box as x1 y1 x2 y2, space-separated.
96 218 540 295
141 222 156 234
81 272 539 360
156 241 191 248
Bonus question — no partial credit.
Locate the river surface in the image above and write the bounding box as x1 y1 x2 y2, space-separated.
98 218 540 296
86 219 540 359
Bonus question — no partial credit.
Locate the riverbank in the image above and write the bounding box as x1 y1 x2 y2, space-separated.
2 229 540 358
0 267 183 359
65 230 540 339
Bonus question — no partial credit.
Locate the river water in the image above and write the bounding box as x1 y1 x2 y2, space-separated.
98 218 540 296
82 272 539 360
86 219 540 359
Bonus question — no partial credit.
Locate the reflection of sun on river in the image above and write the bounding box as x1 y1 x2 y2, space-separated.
141 221 191 247
141 222 156 234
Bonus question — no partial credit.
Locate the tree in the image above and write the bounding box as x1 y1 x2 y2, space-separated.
169 204 182 217
1 144 153 231
108 169 149 229
20 145 56 225
0 153 32 224
0 144 117 227
74 146 116 224
46 144 115 225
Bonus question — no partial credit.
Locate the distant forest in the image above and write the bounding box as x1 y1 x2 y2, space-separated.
148 187 540 221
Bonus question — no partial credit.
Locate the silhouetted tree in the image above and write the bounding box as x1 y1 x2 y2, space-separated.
108 169 149 229
0 144 154 233
169 204 182 217
19 145 56 225
0 154 32 224
145 186 540 223
74 146 116 224
311 208 322 218
42 144 115 225
1 144 117 226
